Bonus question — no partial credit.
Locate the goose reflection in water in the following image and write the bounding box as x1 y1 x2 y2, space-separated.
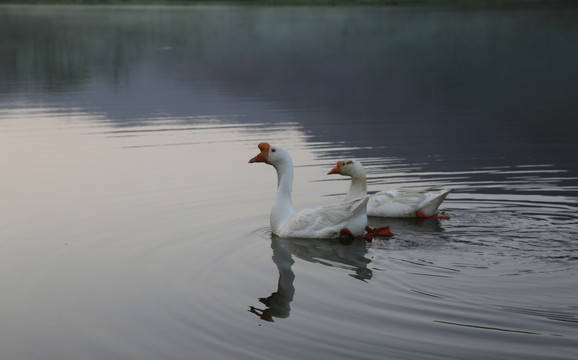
249 235 372 322
249 217 448 321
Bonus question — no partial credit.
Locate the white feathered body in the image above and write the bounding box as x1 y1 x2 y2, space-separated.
367 188 450 217
329 159 450 218
250 143 369 239
274 197 368 239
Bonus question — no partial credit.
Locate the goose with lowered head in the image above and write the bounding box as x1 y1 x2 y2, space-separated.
328 159 450 218
249 143 369 239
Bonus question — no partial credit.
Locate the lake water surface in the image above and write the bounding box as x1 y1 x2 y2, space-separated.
1 4 577 360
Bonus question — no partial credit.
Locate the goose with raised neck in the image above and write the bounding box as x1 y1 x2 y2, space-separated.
328 159 450 218
249 143 368 238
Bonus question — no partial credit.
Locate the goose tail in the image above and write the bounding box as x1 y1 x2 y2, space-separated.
417 189 451 217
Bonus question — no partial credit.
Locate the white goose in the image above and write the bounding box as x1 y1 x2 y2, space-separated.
328 159 450 218
249 143 369 239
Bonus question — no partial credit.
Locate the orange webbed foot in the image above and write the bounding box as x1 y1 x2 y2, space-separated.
416 211 450 220
339 228 356 238
365 225 394 239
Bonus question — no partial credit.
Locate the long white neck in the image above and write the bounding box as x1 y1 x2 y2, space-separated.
271 156 296 231
345 169 367 201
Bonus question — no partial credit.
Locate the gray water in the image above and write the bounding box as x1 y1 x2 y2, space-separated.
1 4 577 360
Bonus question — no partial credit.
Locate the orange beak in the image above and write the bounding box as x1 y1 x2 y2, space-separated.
249 142 270 163
327 161 341 175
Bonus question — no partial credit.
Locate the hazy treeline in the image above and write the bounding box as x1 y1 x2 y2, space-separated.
1 0 575 5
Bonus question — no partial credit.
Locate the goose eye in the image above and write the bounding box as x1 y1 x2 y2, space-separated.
271 148 276 152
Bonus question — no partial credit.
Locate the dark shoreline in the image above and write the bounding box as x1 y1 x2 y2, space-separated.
0 0 576 6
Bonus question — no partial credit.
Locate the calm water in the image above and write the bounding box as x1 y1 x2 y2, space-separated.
1 4 577 360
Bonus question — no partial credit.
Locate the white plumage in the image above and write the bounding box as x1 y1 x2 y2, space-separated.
249 143 368 238
328 159 450 218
